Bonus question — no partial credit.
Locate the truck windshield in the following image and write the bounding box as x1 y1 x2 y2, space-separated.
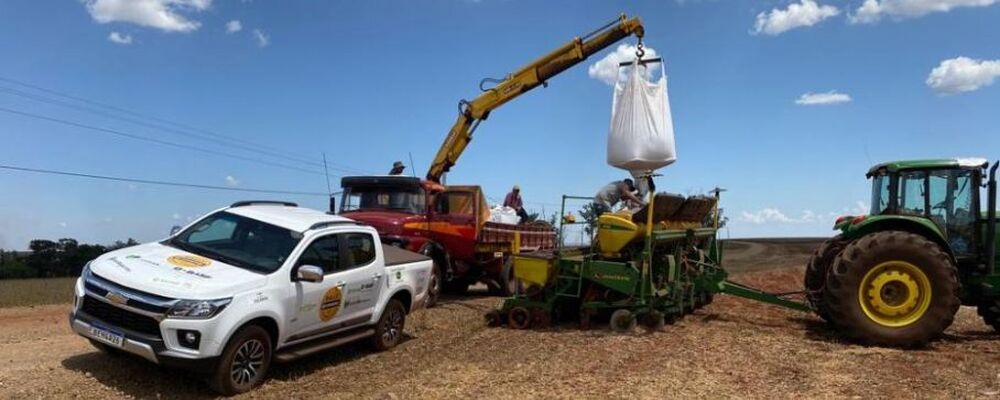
342 186 426 214
166 211 301 273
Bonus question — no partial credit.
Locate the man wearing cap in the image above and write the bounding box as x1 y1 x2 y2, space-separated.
593 178 645 216
388 161 405 175
504 185 529 224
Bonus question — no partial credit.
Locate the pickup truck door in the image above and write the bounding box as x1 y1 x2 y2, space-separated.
287 232 383 343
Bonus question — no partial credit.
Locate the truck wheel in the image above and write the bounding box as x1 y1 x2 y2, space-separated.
823 231 960 347
422 248 443 308
804 235 847 322
372 299 406 351
500 257 522 297
977 299 1000 332
208 325 272 396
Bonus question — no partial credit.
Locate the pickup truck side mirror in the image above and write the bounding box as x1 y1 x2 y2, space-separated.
169 225 182 236
296 265 324 283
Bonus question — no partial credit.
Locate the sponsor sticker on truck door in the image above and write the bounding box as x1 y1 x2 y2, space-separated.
319 287 343 322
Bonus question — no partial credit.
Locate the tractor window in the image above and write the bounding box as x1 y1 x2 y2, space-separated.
870 173 890 215
897 171 927 216
929 172 950 225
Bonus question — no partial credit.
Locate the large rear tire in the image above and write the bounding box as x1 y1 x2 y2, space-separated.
804 235 847 321
977 299 1000 332
421 246 444 308
823 231 960 347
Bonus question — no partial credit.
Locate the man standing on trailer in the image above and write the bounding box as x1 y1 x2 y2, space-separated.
504 185 530 223
388 161 405 175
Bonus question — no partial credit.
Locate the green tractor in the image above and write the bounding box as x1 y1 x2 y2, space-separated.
807 158 1000 347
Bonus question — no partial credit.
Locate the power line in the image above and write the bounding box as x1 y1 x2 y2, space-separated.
0 85 365 173
0 76 370 175
0 164 329 197
0 105 335 177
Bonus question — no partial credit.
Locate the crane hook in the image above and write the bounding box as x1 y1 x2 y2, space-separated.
636 41 645 60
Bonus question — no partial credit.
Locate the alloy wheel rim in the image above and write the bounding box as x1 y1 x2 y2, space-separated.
230 339 266 388
382 307 403 344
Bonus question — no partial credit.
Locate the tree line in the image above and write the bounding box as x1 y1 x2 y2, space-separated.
0 238 139 280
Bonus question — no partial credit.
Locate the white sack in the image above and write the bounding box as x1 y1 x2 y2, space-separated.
489 205 520 224
607 60 676 172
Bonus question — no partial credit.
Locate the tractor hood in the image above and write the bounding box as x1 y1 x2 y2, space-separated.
833 214 945 240
88 242 268 300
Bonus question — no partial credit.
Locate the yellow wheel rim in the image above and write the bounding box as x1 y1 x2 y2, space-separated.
857 261 932 327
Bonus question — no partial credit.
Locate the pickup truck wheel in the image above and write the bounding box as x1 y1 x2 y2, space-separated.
372 299 406 351
422 248 443 308
208 325 272 396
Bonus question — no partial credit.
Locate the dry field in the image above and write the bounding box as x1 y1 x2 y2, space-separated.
0 239 997 399
0 277 76 308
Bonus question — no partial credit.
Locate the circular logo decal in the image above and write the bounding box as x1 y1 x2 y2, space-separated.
319 287 343 322
167 255 212 268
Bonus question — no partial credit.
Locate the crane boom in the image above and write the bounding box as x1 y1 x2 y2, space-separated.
425 14 645 182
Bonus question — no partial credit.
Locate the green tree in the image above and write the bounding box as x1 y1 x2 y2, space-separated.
578 203 601 236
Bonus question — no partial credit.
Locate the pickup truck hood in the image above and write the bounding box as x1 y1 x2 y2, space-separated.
89 242 268 300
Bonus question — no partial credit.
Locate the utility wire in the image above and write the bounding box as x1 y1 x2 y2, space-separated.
0 85 365 173
0 76 370 174
0 105 335 177
0 164 329 197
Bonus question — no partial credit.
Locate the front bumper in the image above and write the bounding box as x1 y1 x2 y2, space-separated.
70 310 219 374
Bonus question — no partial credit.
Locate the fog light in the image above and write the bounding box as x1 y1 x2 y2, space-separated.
177 330 201 350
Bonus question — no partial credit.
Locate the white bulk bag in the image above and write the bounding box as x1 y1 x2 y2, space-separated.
489 205 520 224
607 60 676 172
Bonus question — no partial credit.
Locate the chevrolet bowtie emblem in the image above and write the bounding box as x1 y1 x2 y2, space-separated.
105 291 128 305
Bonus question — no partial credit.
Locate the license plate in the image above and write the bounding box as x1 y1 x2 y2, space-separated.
89 324 125 348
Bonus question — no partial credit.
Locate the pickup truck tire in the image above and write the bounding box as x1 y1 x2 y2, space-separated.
371 299 406 351
208 325 272 396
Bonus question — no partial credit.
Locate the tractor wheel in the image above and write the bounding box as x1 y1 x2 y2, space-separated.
804 235 847 322
484 310 503 327
977 299 1000 332
642 311 666 331
508 307 532 330
823 231 960 347
609 309 636 333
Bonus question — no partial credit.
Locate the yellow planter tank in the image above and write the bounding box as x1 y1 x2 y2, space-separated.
596 214 641 254
513 255 555 288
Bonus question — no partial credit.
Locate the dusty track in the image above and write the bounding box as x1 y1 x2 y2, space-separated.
0 239 997 399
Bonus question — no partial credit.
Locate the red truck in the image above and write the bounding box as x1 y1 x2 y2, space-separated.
338 176 555 306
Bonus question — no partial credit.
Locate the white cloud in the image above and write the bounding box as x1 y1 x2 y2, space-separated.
225 175 240 186
926 56 1000 95
252 29 269 47
738 207 854 224
225 19 242 34
752 0 840 36
83 0 212 33
108 31 133 44
850 0 998 24
587 44 660 86
795 90 852 105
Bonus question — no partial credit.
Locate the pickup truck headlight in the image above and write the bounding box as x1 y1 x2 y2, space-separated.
167 298 232 319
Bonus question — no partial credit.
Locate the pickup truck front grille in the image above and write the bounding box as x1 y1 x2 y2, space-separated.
81 296 162 339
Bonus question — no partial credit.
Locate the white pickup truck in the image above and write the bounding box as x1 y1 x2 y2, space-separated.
69 201 433 395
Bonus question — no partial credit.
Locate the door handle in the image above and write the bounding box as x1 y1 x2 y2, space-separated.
372 273 383 281
336 280 346 287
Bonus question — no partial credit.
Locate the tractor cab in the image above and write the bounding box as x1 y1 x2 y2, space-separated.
866 158 989 258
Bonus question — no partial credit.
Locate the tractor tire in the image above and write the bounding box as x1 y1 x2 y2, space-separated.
609 309 636 333
804 235 848 322
977 299 1000 332
424 259 443 308
823 231 960 347
508 307 532 329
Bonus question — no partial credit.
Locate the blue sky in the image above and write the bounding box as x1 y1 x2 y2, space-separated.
1 0 999 249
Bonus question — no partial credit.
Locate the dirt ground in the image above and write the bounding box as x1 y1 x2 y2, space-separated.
1 239 998 399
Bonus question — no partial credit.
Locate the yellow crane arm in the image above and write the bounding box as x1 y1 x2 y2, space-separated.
425 14 645 183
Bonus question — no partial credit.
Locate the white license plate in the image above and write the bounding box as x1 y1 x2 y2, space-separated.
89 324 124 348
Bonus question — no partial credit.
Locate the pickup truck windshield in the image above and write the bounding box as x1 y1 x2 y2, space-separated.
167 211 301 273
342 186 426 214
